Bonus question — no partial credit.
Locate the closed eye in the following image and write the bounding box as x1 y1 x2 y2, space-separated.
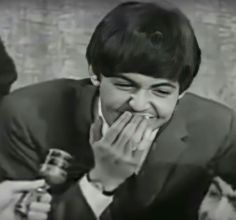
152 88 173 96
114 83 136 90
115 83 133 87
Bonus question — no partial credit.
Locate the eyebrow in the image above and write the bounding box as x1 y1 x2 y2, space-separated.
113 76 137 84
114 75 177 89
151 83 177 89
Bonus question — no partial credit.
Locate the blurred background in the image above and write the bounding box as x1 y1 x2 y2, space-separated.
0 0 236 109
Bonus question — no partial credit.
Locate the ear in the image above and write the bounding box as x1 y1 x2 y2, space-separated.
88 65 100 86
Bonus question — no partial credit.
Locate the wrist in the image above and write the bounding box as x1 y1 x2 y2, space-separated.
88 170 120 194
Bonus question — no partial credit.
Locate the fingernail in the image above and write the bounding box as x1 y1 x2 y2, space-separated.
124 111 132 117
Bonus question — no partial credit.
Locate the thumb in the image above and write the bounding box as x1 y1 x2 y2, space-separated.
8 179 45 193
90 116 103 144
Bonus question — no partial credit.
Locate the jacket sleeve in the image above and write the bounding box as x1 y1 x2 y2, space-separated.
0 96 41 181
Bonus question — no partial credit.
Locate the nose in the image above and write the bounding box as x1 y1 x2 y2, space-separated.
129 89 150 112
212 197 232 220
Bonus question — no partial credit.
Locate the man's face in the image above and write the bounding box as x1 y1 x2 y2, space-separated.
199 177 236 220
98 73 180 130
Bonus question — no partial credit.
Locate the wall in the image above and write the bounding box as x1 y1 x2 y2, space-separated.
0 0 236 109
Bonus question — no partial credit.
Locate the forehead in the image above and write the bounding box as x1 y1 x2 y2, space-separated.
212 177 236 196
111 72 179 86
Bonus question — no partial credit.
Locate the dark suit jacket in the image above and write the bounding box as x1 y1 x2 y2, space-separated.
0 78 235 220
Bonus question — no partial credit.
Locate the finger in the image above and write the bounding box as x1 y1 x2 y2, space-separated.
138 128 156 151
29 202 51 213
105 111 132 143
90 116 103 144
111 111 132 128
132 118 149 144
8 179 45 193
27 211 48 220
132 149 145 162
131 129 156 167
114 115 143 152
38 192 52 203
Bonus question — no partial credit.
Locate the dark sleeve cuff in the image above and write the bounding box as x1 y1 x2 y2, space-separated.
51 182 97 220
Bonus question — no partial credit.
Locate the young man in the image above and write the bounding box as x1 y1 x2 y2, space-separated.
0 1 235 220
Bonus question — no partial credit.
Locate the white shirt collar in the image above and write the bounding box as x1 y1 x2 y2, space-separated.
98 97 109 136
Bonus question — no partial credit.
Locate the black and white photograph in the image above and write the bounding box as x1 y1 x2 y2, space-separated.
0 0 235 219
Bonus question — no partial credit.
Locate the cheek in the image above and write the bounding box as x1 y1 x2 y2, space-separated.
100 88 130 110
154 97 178 119
99 86 131 124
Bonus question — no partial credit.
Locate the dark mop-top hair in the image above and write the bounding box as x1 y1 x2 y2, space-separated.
86 1 201 93
0 37 17 95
